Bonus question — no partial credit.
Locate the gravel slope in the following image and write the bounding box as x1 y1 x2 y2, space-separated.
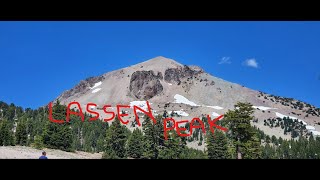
0 146 102 159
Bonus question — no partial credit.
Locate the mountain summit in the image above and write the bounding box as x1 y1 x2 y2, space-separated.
56 56 320 149
137 56 183 66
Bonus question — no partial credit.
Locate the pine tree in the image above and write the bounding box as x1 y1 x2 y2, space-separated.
96 134 105 153
265 135 271 143
158 130 183 159
206 130 228 159
15 118 28 146
126 128 144 158
103 127 118 159
278 137 283 145
142 116 157 159
43 122 73 151
226 138 237 159
262 143 276 159
158 114 187 159
0 119 15 146
243 133 262 159
271 135 278 145
224 102 262 159
163 110 168 118
72 129 82 151
154 115 165 149
280 140 290 159
43 101 73 152
170 111 175 117
307 134 316 159
32 135 44 149
83 132 93 152
315 137 320 159
181 147 207 159
103 116 127 159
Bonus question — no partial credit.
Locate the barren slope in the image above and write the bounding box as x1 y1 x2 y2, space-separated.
54 56 320 148
0 146 102 159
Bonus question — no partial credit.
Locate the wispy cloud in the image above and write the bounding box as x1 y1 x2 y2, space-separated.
243 58 259 68
218 57 231 65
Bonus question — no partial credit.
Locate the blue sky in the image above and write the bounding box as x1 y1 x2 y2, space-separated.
0 21 319 109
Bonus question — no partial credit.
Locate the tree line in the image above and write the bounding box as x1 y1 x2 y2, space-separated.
1 100 319 159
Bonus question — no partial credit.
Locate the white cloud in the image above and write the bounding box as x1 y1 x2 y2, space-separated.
244 58 258 68
218 57 231 64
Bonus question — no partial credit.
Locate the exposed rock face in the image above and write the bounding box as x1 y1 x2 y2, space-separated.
59 76 105 100
164 68 181 84
129 70 163 100
156 72 163 80
164 65 203 85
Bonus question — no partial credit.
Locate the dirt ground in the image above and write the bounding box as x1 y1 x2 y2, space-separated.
0 146 102 159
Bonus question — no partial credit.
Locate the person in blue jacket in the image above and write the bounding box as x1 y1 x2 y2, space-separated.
39 151 48 159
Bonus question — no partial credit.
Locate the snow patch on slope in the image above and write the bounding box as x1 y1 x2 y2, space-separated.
173 94 199 106
212 112 220 117
306 126 316 131
129 101 152 111
275 112 307 125
169 110 189 117
87 104 96 110
253 106 277 111
206 106 224 110
275 112 320 136
310 130 320 136
90 81 102 89
173 94 224 110
91 88 101 93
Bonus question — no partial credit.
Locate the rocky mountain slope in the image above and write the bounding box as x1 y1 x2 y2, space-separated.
55 56 320 149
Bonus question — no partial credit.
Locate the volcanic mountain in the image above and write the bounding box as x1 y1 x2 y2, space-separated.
55 56 320 149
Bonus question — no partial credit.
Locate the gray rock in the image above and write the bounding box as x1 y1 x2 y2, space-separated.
129 70 163 100
164 65 203 85
59 76 105 100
